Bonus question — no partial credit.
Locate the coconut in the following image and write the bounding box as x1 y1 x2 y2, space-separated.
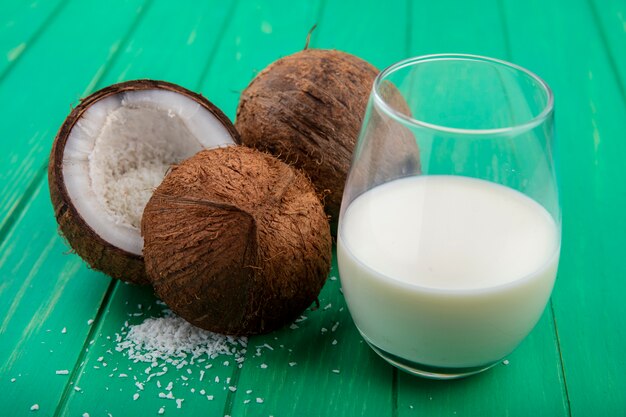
235 49 379 232
48 80 239 284
141 146 332 335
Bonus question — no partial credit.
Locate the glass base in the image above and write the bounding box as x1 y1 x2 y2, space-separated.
362 337 498 380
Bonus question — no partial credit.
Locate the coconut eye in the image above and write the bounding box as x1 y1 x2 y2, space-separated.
49 80 239 284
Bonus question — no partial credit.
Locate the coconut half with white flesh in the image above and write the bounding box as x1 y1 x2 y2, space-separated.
49 80 239 284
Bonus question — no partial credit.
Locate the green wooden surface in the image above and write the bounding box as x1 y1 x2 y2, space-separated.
0 0 148 234
0 0 65 80
504 0 626 414
1 0 624 415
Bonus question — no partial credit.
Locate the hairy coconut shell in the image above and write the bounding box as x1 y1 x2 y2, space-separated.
142 146 332 335
235 49 379 233
48 79 239 285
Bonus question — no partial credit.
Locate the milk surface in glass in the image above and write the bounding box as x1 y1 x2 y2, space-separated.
337 175 560 368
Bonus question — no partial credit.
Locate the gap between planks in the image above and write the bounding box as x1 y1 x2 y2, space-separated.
0 161 47 247
194 0 240 91
586 0 626 108
550 300 573 417
0 0 155 248
52 279 118 417
0 0 68 85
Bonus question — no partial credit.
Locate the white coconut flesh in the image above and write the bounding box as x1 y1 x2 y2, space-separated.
62 89 236 256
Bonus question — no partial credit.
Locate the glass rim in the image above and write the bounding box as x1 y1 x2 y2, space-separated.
373 53 554 136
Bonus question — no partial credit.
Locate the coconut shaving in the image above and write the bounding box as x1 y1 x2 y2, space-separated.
89 106 201 230
115 310 247 366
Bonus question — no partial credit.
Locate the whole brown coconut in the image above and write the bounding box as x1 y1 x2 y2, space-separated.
142 146 332 335
235 49 378 232
49 80 239 284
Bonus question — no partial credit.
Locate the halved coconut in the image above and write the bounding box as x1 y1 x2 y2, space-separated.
48 80 239 284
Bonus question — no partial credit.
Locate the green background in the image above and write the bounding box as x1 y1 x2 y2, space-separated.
1 0 625 415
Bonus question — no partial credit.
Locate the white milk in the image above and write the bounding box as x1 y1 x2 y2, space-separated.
338 175 560 369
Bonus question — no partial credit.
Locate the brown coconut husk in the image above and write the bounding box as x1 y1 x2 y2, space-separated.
142 146 332 335
235 49 379 233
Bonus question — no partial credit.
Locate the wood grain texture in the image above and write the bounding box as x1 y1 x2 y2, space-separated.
102 0 238 89
409 0 509 59
0 0 150 237
311 0 409 69
198 0 321 120
0 0 65 80
588 0 626 94
0 0 623 415
0 184 112 417
1 1 151 415
56 283 241 417
504 0 626 414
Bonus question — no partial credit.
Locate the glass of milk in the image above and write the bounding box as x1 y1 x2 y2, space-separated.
337 54 560 379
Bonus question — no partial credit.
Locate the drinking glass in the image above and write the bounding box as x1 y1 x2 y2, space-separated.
337 54 560 379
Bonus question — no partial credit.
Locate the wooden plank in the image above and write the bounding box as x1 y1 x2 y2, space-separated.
0 0 65 79
100 0 238 89
198 0 321 120
503 0 626 414
0 0 152 411
588 0 626 91
396 1 569 416
0 1 151 411
311 0 409 69
0 0 149 236
0 183 113 417
408 0 509 59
